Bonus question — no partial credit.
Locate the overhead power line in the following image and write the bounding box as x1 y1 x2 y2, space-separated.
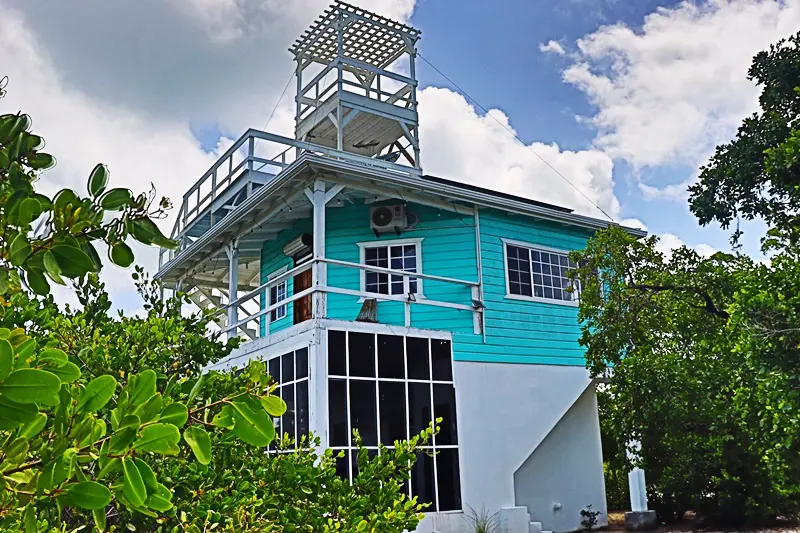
417 52 615 222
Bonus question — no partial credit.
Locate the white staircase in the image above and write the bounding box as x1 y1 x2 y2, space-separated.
188 288 257 340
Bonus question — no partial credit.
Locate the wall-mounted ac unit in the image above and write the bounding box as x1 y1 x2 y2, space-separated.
370 205 407 231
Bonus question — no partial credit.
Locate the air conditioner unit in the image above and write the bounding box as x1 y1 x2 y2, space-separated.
370 205 407 231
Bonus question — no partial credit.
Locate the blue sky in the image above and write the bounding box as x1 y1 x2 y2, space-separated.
1 0 798 308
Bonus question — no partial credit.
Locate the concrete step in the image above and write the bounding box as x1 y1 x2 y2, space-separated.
529 522 543 533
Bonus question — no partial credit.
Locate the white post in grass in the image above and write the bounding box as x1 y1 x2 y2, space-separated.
627 441 648 512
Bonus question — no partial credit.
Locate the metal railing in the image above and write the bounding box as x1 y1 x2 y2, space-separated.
219 258 480 340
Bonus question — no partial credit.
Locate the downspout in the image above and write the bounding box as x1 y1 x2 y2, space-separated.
474 205 486 342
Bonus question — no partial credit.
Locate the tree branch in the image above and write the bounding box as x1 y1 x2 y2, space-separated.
628 283 730 320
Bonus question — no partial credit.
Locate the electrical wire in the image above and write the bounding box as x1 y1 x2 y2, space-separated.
417 52 615 222
253 71 296 173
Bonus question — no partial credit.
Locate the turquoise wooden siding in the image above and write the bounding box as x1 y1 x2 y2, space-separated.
324 202 477 331
451 208 593 366
259 201 591 366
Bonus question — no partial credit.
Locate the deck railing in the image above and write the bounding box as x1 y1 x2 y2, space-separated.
218 258 481 340
159 129 419 270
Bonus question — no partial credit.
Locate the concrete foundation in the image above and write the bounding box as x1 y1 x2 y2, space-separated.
625 510 658 531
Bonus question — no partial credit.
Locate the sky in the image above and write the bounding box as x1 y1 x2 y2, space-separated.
1 0 798 311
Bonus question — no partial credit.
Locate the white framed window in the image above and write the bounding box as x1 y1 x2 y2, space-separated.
501 239 580 305
268 266 288 322
267 347 309 452
327 330 461 512
357 238 424 297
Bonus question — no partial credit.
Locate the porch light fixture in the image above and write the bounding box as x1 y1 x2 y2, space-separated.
471 299 485 309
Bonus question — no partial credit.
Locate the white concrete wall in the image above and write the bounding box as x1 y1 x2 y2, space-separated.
513 384 608 532
453 362 592 513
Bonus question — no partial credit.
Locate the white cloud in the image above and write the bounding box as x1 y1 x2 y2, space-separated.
655 233 717 258
539 40 566 56
562 0 800 175
418 87 622 220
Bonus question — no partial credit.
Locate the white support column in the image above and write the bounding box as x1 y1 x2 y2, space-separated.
627 441 649 512
311 181 327 319
225 240 239 341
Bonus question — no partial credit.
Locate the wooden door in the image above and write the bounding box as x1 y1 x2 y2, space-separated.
294 268 313 324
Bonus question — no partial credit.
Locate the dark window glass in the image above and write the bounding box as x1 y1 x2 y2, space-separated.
335 450 350 480
506 245 532 296
296 348 309 379
282 384 295 441
328 330 347 376
268 357 280 385
431 340 453 381
436 449 462 511
329 379 348 446
406 337 430 380
349 380 377 446
281 351 294 383
379 381 407 445
411 452 436 508
297 380 309 440
364 244 418 295
378 334 405 378
408 382 432 436
433 384 458 445
349 332 376 377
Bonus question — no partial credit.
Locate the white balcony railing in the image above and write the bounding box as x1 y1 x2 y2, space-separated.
218 258 481 340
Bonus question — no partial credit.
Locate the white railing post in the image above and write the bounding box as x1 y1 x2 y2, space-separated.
225 240 239 341
247 136 255 172
403 275 411 327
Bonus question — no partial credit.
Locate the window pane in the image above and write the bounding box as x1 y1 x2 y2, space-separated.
335 450 350 481
328 379 348 446
433 384 458 445
281 351 294 383
282 384 295 442
411 452 436 509
349 380 377 446
379 381 407 445
507 244 532 297
378 334 405 379
408 382 432 436
431 340 453 381
296 348 309 379
436 449 462 512
268 357 280 385
328 330 347 376
297 380 309 440
406 337 430 380
349 332 376 377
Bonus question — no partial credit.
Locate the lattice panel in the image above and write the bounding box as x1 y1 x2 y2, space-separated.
290 1 420 70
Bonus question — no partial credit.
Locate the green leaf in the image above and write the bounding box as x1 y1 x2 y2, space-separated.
0 339 12 380
43 251 66 285
183 426 212 465
133 457 158 492
230 399 275 447
77 375 117 414
9 234 32 266
260 395 288 417
37 449 77 492
100 188 133 211
88 164 109 197
0 395 38 424
51 244 94 278
128 369 156 408
18 197 42 226
109 427 137 453
18 412 47 438
0 369 61 404
145 483 173 512
187 374 204 405
122 456 147 507
159 402 188 426
132 423 181 455
25 268 50 295
60 481 112 510
93 507 107 532
138 393 164 423
46 361 81 383
109 241 134 268
212 405 234 429
38 348 68 366
5 436 29 463
23 503 36 533
27 152 55 170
